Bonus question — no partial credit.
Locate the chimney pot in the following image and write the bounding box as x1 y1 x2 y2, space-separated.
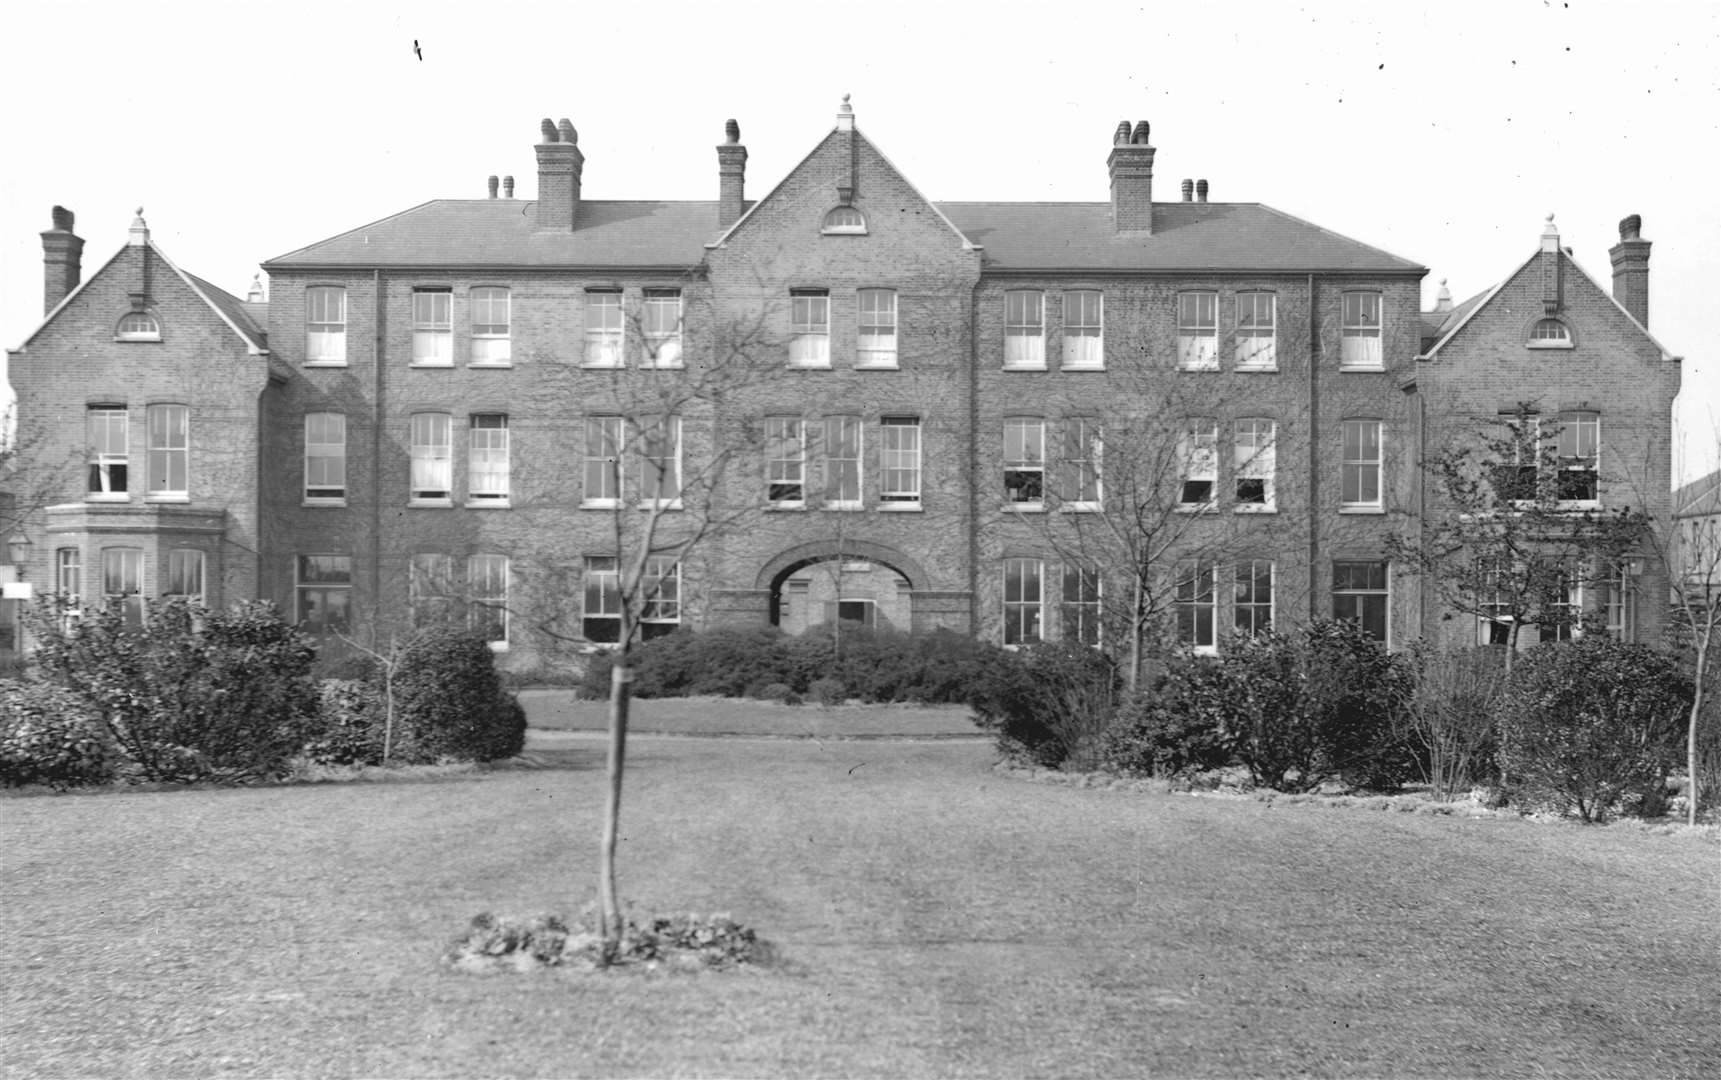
1107 122 1156 232
717 120 749 230
40 204 85 313
503 175 514 198
1196 179 1208 202
540 118 558 143
1131 120 1150 145
487 175 499 199
1113 121 1131 145
1181 179 1193 202
557 118 578 145
725 119 740 144
534 118 585 231
1608 212 1652 327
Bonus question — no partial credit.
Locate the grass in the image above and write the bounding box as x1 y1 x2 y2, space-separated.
516 689 981 738
3 734 1718 1078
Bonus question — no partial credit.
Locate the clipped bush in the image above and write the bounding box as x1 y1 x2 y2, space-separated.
445 910 772 972
391 627 527 763
27 598 319 784
807 676 847 706
1496 637 1691 822
750 682 800 705
1301 621 1417 791
0 679 119 788
969 642 1120 769
1103 662 1233 778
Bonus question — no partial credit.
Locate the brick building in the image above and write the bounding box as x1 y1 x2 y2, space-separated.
6 101 1682 667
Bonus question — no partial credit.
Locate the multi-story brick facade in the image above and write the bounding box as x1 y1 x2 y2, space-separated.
7 101 1681 668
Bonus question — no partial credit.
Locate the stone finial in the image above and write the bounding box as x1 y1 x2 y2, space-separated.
557 118 577 145
1619 214 1642 241
1541 212 1559 252
127 207 149 246
246 273 265 303
836 93 854 131
725 118 740 144
1114 121 1131 144
1434 277 1453 313
540 118 558 143
1131 120 1150 145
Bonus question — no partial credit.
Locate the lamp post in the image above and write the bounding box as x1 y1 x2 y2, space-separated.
5 534 30 654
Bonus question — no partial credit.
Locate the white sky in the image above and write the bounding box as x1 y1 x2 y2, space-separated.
3 0 1716 482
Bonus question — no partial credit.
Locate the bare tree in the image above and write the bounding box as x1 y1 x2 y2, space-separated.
1389 405 1650 671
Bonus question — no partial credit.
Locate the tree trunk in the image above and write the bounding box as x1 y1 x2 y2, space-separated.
1128 575 1144 694
1689 634 1708 828
598 659 633 960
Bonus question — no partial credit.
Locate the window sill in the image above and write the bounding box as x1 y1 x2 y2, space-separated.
303 499 348 508
1527 341 1575 351
766 503 805 512
1175 503 1215 514
113 336 161 344
581 499 622 511
1001 364 1048 373
787 362 833 371
144 494 190 504
822 502 864 512
878 502 922 512
1339 364 1387 373
640 362 685 370
855 361 899 371
1176 364 1220 373
1234 505 1278 514
1554 501 1602 512
1059 364 1105 373
467 500 511 509
409 499 454 508
581 360 623 370
409 360 455 369
85 494 131 503
1003 503 1045 514
1339 505 1385 515
304 360 348 368
468 361 513 369
1234 365 1279 374
636 500 684 512
1060 503 1102 513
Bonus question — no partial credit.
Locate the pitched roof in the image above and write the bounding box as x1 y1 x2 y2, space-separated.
1676 469 1721 518
935 201 1425 273
264 194 1425 276
265 199 731 269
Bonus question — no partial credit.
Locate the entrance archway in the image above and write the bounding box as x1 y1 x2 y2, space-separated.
756 540 928 631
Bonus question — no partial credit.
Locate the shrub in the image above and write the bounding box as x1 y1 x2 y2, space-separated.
27 599 319 784
1404 643 1506 800
391 627 527 763
750 682 800 705
807 676 847 706
969 642 1120 769
301 679 383 766
1496 637 1691 822
0 680 119 788
1300 621 1417 791
1103 661 1234 777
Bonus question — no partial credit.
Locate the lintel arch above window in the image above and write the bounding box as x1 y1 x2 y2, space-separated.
116 311 161 341
821 206 867 235
1527 316 1574 349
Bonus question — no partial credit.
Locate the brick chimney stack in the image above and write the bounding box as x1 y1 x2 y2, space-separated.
717 119 747 230
1108 120 1156 233
40 205 84 313
534 117 585 232
1608 214 1652 327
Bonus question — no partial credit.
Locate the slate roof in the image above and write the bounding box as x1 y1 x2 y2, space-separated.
265 197 1425 275
183 271 268 351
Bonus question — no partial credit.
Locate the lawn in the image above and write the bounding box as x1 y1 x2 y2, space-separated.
516 690 981 738
3 733 1718 1078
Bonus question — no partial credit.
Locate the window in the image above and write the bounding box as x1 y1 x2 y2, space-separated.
304 413 347 503
766 417 806 507
1603 561 1637 641
1341 420 1383 510
297 554 351 635
1235 292 1277 370
470 287 510 365
857 289 897 368
1235 560 1273 637
1062 290 1104 369
1332 561 1388 643
1177 291 1218 370
1002 558 1043 646
55 548 81 622
641 557 680 640
468 554 509 646
1004 419 1045 507
1528 318 1572 348
411 289 453 366
1061 418 1102 508
102 548 144 625
306 287 346 363
640 415 681 506
1476 559 1513 646
790 290 830 367
1538 564 1582 644
410 553 457 629
582 416 623 507
1004 291 1045 369
643 290 682 367
468 414 509 503
1175 561 1217 654
880 417 921 506
1179 420 1218 507
583 556 622 643
584 290 623 367
1341 292 1383 369
1556 411 1599 503
1492 416 1542 503
409 413 452 503
87 406 128 498
116 312 160 341
1234 419 1276 509
833 599 877 628
164 549 205 604
1061 564 1102 647
822 206 867 234
824 416 862 507
146 404 188 498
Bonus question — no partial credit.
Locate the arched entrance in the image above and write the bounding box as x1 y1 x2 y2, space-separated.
756 540 928 632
